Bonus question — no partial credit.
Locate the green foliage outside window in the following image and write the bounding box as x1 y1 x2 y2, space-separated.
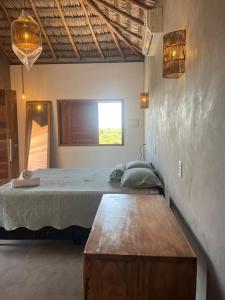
99 128 122 144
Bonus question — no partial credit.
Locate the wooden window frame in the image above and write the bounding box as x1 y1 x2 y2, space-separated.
57 99 124 146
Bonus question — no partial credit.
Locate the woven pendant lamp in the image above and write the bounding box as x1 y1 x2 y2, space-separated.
11 10 42 71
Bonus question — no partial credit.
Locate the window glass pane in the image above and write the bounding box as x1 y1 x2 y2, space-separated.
98 102 122 145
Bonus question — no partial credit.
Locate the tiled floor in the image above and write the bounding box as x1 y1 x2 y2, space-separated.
0 241 84 300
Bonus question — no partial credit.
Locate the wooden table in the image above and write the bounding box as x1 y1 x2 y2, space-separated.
84 194 197 300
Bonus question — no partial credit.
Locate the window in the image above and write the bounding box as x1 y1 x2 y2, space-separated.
58 100 124 146
98 102 122 145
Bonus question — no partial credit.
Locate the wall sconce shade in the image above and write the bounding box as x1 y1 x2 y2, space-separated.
163 30 186 78
140 93 149 109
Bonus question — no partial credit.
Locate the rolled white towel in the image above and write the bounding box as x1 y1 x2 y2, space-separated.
19 169 33 180
11 178 40 188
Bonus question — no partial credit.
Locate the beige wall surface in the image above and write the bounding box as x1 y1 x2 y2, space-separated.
144 0 225 299
0 51 10 89
10 62 144 169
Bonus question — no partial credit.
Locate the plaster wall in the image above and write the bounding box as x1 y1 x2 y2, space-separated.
144 0 225 299
10 62 144 169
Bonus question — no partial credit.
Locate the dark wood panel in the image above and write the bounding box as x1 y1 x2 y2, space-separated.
84 194 197 300
84 256 139 300
0 92 6 140
84 256 196 300
138 259 196 300
6 90 19 178
0 90 19 180
0 162 9 179
0 140 8 162
0 107 6 122
0 90 6 104
58 100 99 145
0 127 7 140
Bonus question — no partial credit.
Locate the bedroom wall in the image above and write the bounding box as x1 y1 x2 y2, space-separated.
144 0 225 299
0 51 10 89
10 62 144 169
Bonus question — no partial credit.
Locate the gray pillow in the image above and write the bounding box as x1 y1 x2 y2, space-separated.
121 168 162 189
126 160 152 170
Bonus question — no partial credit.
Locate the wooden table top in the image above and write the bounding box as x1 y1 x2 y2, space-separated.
84 194 196 260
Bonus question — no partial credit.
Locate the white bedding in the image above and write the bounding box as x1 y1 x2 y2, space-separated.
0 168 159 230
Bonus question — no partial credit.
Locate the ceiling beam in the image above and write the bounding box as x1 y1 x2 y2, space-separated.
0 2 11 23
126 0 156 10
85 0 142 55
84 0 124 58
111 21 142 41
111 31 124 59
79 0 104 58
93 0 144 26
28 0 56 58
54 0 80 59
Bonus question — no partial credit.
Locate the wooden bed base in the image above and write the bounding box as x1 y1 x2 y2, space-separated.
0 226 90 245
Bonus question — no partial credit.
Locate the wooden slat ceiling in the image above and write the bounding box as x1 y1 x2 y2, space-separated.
0 0 157 64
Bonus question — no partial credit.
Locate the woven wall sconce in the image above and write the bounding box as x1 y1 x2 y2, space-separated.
140 93 149 109
163 30 186 78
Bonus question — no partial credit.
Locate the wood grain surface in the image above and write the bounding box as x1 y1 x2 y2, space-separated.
0 90 19 181
84 194 197 300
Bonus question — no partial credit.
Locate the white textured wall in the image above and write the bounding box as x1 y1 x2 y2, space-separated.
10 63 144 169
144 0 225 299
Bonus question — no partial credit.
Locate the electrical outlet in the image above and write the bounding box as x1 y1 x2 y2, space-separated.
178 161 183 178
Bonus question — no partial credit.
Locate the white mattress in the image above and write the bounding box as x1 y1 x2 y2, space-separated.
0 168 159 230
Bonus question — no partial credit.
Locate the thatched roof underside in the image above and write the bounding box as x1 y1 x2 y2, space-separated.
0 0 157 64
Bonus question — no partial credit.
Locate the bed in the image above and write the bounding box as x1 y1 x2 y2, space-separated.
0 168 163 242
